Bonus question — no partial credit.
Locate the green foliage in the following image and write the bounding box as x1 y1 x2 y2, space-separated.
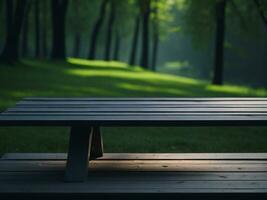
181 0 216 48
67 0 100 33
180 0 267 48
112 0 136 39
151 0 177 40
227 0 264 39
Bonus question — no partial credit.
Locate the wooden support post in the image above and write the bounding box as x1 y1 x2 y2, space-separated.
90 126 104 159
64 126 92 182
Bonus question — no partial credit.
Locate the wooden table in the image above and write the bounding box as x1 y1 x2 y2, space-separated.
1 97 267 182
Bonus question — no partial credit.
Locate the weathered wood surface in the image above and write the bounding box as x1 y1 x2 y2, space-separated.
3 153 267 160
1 153 267 195
2 98 267 126
2 160 267 172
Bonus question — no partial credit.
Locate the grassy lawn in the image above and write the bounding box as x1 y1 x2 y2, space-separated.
1 58 267 154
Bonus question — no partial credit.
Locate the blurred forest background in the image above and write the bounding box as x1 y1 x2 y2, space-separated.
1 0 267 87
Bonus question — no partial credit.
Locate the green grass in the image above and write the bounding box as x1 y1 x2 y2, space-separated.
1 58 267 154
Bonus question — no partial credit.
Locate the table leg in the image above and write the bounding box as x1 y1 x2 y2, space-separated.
90 126 104 159
64 126 92 182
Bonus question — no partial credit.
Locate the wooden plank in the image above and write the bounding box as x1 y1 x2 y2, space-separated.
2 153 267 195
3 98 267 126
1 115 267 121
13 104 267 108
1 160 267 172
3 153 267 161
2 177 267 190
1 169 267 195
22 97 267 101
4 113 267 117
3 171 267 181
2 178 267 193
14 103 267 107
99 153 267 160
1 153 67 160
64 126 92 182
2 115 267 126
16 98 267 105
5 112 267 116
8 107 267 112
2 166 267 193
16 101 267 105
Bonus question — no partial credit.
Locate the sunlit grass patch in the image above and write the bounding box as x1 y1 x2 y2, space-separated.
68 57 129 68
118 83 191 96
164 61 191 69
67 59 201 86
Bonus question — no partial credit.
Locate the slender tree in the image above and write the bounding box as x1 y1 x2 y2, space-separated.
229 0 247 31
113 29 120 60
41 0 48 58
21 1 32 57
151 0 159 71
105 0 116 60
139 0 151 69
88 0 108 59
212 0 227 85
0 0 28 64
151 28 159 71
73 33 81 58
129 15 140 66
51 0 69 59
254 0 267 29
35 0 41 57
3 0 13 49
68 0 85 58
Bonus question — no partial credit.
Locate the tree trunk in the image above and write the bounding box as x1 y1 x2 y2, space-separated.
254 0 267 29
4 0 13 46
41 0 48 58
129 16 140 66
88 0 108 60
140 0 151 69
113 30 120 60
73 32 81 58
0 0 28 64
151 32 159 71
212 0 227 85
51 0 69 60
21 13 29 57
1 0 13 59
21 1 31 57
151 0 159 71
105 1 116 61
35 0 40 57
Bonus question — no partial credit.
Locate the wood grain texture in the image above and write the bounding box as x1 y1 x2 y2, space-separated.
1 153 267 197
3 153 267 161
2 153 267 173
